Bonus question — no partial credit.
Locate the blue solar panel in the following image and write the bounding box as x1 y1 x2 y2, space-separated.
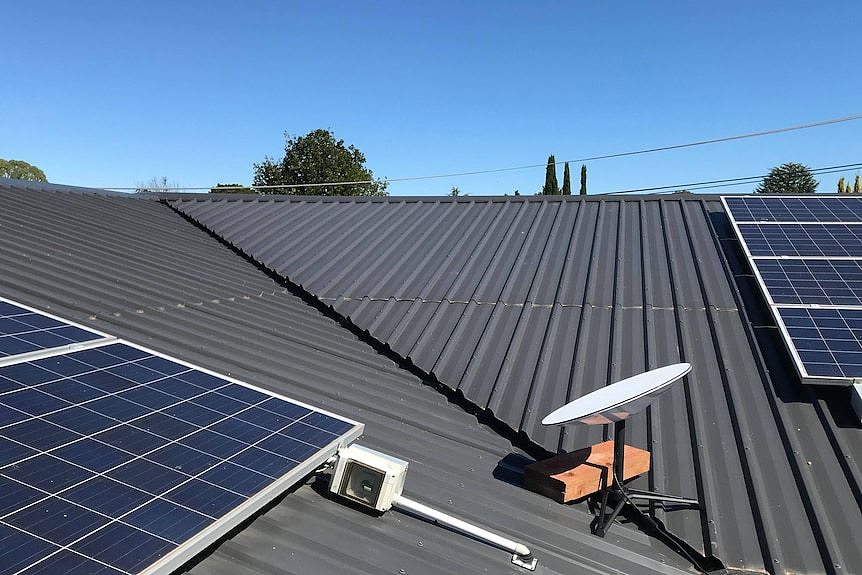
723 196 862 384
754 259 862 306
777 307 862 378
724 195 862 223
0 301 104 359
0 341 361 574
738 223 862 257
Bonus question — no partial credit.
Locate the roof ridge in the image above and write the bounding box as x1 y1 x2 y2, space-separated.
167 192 717 203
0 178 140 198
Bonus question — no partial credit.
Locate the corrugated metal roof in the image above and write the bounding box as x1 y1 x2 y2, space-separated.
173 194 862 575
0 181 698 575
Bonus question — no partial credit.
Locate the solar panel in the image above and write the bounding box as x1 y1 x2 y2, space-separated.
0 300 106 360
738 223 862 257
777 307 862 378
753 259 862 306
722 195 862 385
0 334 362 573
724 195 862 223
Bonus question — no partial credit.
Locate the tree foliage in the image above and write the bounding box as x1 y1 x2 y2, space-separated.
542 155 559 195
841 175 862 194
0 159 47 182
755 163 817 194
561 162 571 195
253 129 387 196
449 186 461 197
579 164 587 195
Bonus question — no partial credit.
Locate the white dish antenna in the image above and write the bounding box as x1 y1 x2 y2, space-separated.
542 363 691 426
541 363 698 538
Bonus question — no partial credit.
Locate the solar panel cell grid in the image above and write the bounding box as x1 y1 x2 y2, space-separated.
739 223 862 257
754 259 862 306
778 307 862 378
17 549 125 575
725 196 862 222
0 342 360 574
0 523 58 575
0 302 103 358
123 499 212 544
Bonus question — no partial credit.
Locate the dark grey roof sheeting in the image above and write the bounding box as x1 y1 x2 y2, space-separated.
175 195 862 575
0 176 136 197
0 183 697 575
171 198 741 452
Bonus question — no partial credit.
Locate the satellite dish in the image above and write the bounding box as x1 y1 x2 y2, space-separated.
540 363 698 538
542 363 691 426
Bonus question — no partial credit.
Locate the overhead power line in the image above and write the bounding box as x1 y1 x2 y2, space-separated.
106 112 862 192
386 113 862 183
598 162 862 195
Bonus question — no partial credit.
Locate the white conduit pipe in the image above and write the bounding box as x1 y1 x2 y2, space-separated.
392 495 537 570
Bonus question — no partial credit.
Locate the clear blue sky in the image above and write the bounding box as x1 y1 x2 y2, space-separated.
3 1 860 196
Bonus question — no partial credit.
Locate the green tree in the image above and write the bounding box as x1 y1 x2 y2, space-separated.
855 175 861 194
253 129 387 196
0 159 47 182
561 162 571 195
542 155 559 195
755 163 817 194
838 177 847 194
579 164 587 195
211 183 255 194
449 186 460 197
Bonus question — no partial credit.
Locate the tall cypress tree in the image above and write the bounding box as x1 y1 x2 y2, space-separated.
855 175 861 194
543 155 559 195
839 177 847 193
579 164 587 195
561 162 571 195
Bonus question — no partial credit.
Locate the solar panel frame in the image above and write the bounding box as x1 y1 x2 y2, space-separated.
0 297 114 367
721 195 862 385
0 307 363 574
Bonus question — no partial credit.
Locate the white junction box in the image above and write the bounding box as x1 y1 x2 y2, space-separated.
330 444 409 512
